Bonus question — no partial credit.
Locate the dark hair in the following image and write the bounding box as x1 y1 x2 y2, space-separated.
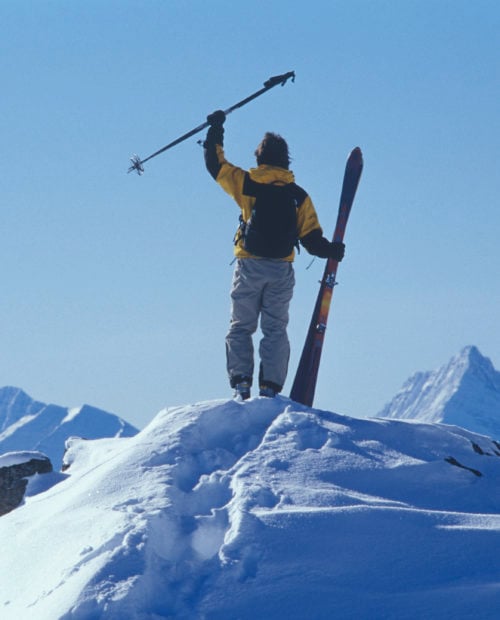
254 132 291 169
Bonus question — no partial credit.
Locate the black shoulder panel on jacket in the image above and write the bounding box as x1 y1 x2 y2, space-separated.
242 173 308 209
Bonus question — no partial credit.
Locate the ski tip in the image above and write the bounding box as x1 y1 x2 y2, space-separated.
348 146 363 167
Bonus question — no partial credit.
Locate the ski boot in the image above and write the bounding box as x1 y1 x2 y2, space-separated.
233 377 252 401
259 382 278 398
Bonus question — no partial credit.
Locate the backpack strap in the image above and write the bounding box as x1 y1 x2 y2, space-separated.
234 213 246 247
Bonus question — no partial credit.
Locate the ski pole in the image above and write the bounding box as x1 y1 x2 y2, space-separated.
128 71 295 175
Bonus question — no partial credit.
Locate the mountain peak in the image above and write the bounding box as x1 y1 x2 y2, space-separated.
0 387 138 467
0 387 46 432
461 344 480 357
377 346 500 438
454 345 493 370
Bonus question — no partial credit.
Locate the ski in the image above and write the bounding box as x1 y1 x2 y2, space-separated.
290 147 363 407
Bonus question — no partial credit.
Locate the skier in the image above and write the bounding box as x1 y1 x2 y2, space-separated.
203 110 345 400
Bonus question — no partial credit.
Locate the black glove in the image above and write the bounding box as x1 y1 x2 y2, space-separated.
204 110 226 149
329 241 345 261
207 110 226 126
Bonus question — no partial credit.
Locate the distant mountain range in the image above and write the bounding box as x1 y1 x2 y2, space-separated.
376 345 500 439
0 387 138 467
2 345 499 475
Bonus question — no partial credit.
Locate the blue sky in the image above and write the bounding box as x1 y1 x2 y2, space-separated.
1 1 499 428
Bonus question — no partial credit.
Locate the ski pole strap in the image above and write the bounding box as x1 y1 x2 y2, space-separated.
264 72 296 88
128 71 295 175
224 71 295 115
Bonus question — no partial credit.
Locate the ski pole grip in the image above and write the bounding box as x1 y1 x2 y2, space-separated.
264 71 295 88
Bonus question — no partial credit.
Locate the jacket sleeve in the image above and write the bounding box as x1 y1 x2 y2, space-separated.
203 129 248 210
297 195 340 258
300 229 333 258
297 194 322 241
203 126 224 179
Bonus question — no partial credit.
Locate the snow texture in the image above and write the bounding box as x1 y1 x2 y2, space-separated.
1 396 500 619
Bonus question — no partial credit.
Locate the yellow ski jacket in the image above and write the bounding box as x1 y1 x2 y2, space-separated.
213 145 323 261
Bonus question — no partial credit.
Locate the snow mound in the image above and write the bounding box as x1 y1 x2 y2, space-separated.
1 397 500 619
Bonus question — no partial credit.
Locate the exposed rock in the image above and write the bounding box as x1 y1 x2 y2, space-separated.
0 452 53 516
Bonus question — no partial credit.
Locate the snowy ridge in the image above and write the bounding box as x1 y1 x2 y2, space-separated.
0 387 138 467
0 451 49 468
377 346 500 438
1 397 500 619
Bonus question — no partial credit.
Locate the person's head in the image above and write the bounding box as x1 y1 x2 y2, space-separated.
254 132 291 169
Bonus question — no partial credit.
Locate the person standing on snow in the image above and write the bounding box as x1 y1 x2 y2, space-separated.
203 110 345 400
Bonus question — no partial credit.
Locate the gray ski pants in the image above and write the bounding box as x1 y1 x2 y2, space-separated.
226 258 295 391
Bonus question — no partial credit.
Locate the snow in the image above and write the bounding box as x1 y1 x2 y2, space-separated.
1 396 500 619
61 407 83 425
0 450 49 468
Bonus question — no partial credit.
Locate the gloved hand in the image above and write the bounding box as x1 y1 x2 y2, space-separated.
207 110 226 126
329 241 345 261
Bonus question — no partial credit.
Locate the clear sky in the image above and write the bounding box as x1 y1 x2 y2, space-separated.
1 0 499 429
